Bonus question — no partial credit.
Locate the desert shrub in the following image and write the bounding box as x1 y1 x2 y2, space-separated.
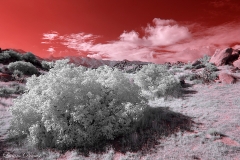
22 52 42 68
168 68 183 75
185 73 200 81
0 52 11 62
22 52 36 61
186 69 218 84
198 54 211 65
4 50 22 61
171 64 179 69
12 70 24 80
134 64 182 99
9 59 147 151
183 62 193 70
193 64 205 69
0 86 15 98
9 83 26 94
199 68 218 83
204 63 218 72
41 60 54 71
8 61 39 75
0 66 11 74
192 79 203 84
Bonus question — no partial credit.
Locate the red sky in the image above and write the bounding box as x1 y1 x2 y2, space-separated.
0 0 240 63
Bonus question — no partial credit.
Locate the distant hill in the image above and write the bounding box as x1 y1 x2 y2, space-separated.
46 55 151 71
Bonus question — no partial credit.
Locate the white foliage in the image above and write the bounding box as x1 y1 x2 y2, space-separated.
134 64 182 99
9 59 147 149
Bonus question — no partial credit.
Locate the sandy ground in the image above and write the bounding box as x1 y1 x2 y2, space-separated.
0 97 13 141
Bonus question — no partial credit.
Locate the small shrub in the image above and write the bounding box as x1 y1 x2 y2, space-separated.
9 83 26 94
183 65 193 70
168 68 183 75
199 54 211 65
204 63 218 72
22 52 37 61
185 73 200 81
0 66 11 74
200 68 218 83
0 52 11 62
192 79 203 84
134 64 182 99
193 64 205 69
41 60 54 71
8 61 39 76
5 50 22 61
22 52 42 67
9 59 147 152
12 70 24 80
0 86 15 98
187 69 218 84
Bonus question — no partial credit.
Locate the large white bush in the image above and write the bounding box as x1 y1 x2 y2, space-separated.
9 59 147 150
134 64 182 99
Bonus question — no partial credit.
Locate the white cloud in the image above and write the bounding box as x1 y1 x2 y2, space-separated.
144 18 190 46
88 18 191 61
60 33 98 51
41 19 240 63
47 47 55 54
42 31 59 40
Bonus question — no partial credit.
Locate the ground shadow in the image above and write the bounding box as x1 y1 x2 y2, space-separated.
74 106 196 156
180 82 198 98
0 140 7 158
181 82 194 88
0 101 7 107
110 107 195 154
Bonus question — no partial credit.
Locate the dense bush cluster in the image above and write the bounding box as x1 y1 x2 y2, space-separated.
9 59 147 150
7 50 22 61
22 52 36 61
134 64 182 99
22 52 42 67
0 50 22 62
0 52 11 62
8 61 39 75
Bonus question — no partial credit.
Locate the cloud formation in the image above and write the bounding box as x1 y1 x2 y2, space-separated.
47 47 55 54
42 31 59 41
42 19 240 63
59 33 99 51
